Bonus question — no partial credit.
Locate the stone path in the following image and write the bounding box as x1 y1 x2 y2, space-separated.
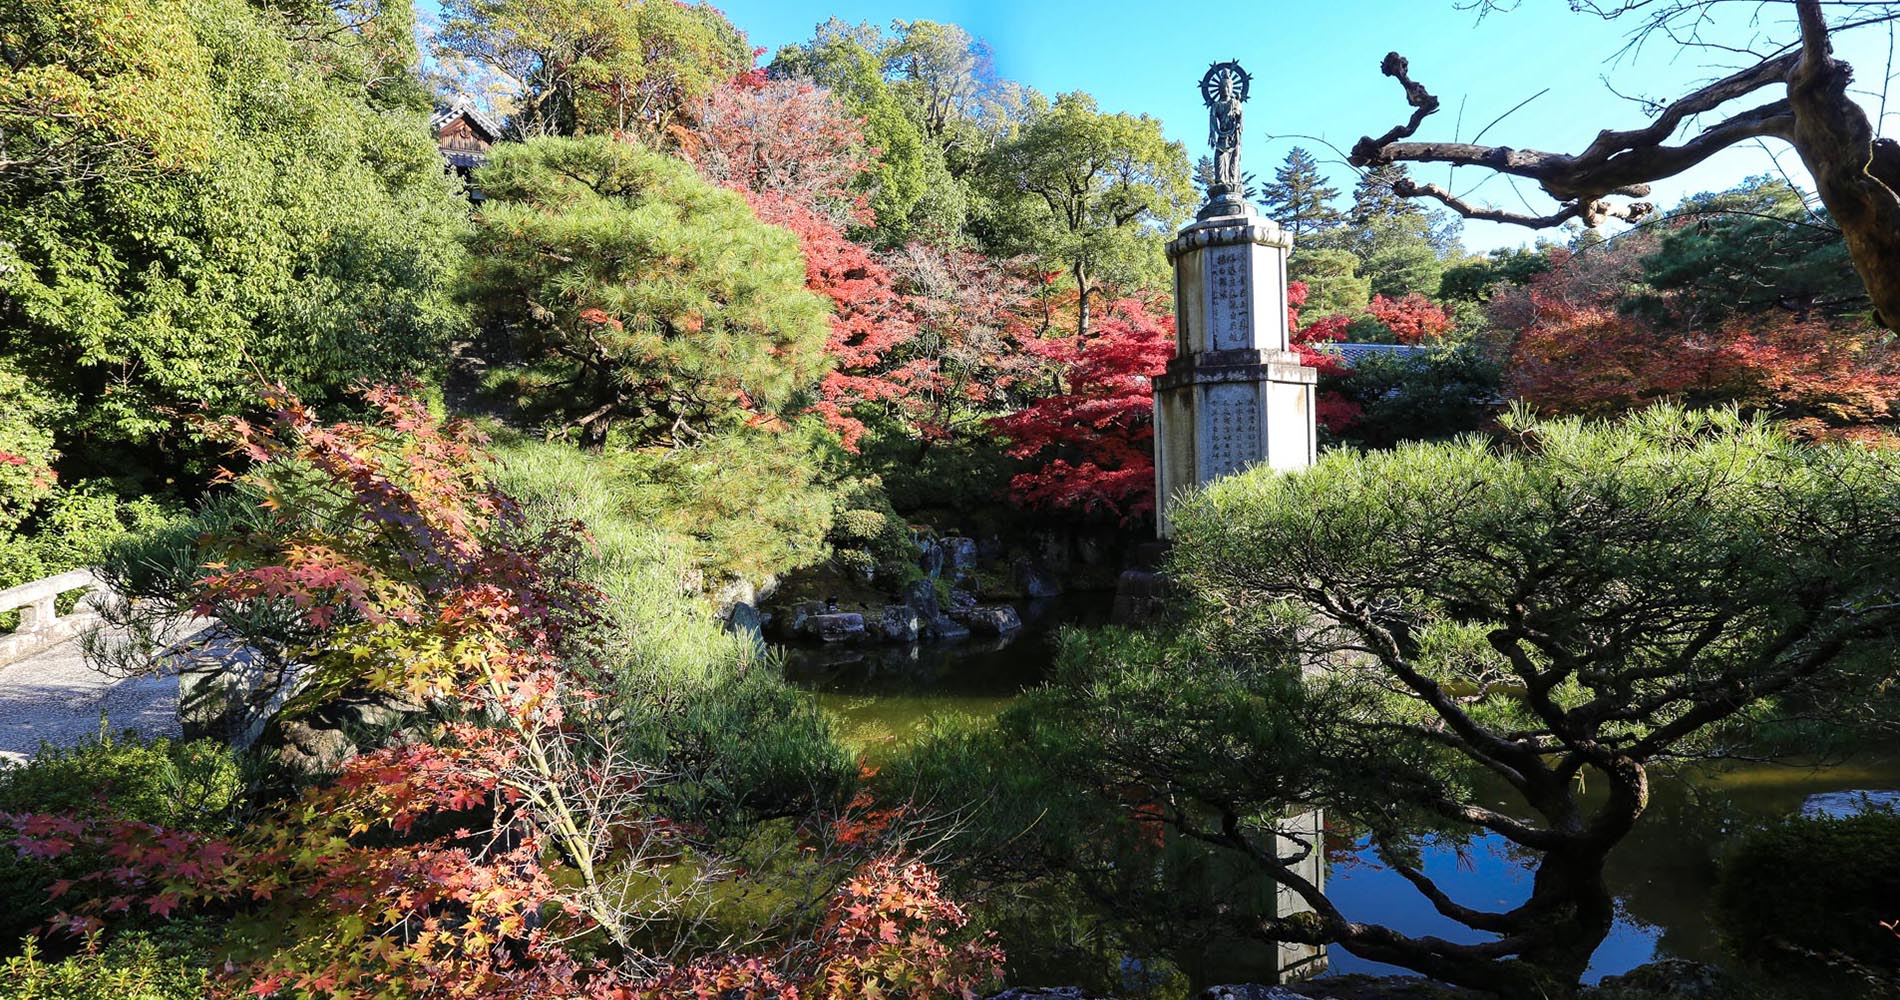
0 623 179 765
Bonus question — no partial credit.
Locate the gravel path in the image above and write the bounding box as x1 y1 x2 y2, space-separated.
0 622 179 765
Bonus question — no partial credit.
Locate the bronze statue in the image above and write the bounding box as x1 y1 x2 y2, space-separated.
1200 61 1251 193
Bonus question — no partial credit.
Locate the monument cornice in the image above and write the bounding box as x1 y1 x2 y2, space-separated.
1166 215 1292 259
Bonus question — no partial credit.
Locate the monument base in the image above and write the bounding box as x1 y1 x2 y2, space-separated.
1153 349 1316 537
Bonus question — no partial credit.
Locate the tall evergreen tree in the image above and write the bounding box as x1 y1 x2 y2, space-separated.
1342 164 1461 298
1260 147 1344 242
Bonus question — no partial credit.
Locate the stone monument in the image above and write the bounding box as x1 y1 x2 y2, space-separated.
1138 64 1329 983
1152 61 1317 537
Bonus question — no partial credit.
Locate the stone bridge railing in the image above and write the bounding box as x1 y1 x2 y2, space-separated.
0 569 107 667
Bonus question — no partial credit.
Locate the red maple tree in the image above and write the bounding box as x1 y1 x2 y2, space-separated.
1506 262 1900 433
689 79 930 451
1366 292 1453 344
989 295 1174 522
1287 281 1363 433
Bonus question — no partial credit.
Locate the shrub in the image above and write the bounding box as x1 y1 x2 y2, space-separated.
2 933 211 1000
0 731 240 944
495 431 841 590
1716 809 1900 980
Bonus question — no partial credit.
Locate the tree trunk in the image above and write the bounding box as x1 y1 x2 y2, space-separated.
1788 0 1900 328
1072 261 1093 341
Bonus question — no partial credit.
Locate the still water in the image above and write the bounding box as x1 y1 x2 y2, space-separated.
776 595 1900 987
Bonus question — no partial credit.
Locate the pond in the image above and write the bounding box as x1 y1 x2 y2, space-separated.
775 595 1900 990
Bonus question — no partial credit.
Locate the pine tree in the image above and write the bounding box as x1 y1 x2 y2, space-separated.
1259 147 1344 242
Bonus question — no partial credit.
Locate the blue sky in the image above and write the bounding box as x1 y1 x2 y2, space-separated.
713 0 1898 253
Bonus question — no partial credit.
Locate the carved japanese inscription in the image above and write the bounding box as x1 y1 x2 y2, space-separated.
1201 381 1262 480
1205 245 1251 350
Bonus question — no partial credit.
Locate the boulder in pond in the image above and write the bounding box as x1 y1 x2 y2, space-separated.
901 578 941 619
1198 988 1309 1000
949 605 1021 636
769 600 825 641
918 536 946 579
803 612 866 642
1590 959 1733 997
876 605 922 643
925 614 970 641
1014 557 1062 598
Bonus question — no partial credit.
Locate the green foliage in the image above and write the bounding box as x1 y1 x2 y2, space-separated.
769 18 986 245
436 0 749 141
1333 345 1502 448
0 730 241 827
1259 147 1344 243
1639 176 1864 321
0 731 241 944
0 0 214 189
491 437 856 831
0 0 467 481
0 362 182 596
978 92 1194 320
1716 810 1900 980
1317 164 1461 298
1439 246 1553 302
1287 248 1371 317
829 480 913 581
495 432 839 591
2 934 212 1000
465 137 832 446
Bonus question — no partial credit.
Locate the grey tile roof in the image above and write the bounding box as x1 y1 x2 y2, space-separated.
1316 343 1432 367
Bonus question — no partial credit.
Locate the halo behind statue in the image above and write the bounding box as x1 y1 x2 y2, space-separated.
1199 61 1252 106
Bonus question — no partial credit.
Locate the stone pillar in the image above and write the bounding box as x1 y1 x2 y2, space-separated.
1153 198 1316 537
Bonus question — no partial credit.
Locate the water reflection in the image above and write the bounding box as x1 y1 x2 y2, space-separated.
777 595 1110 756
775 598 1900 988
1330 757 1900 983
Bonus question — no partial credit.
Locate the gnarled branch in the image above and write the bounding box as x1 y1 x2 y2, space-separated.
1351 0 1900 326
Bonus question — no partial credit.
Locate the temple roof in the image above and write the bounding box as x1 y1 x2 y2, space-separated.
430 100 502 143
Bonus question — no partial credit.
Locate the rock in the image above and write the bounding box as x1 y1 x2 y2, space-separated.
1129 539 1172 571
770 600 825 640
876 605 922 643
901 578 941 619
1111 568 1169 624
946 587 978 611
1014 557 1063 598
925 615 970 641
943 536 979 574
725 601 764 643
918 537 946 579
949 605 1022 636
713 576 755 614
1591 959 1732 997
272 719 356 776
803 612 866 642
1075 533 1109 568
985 990 1096 1000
